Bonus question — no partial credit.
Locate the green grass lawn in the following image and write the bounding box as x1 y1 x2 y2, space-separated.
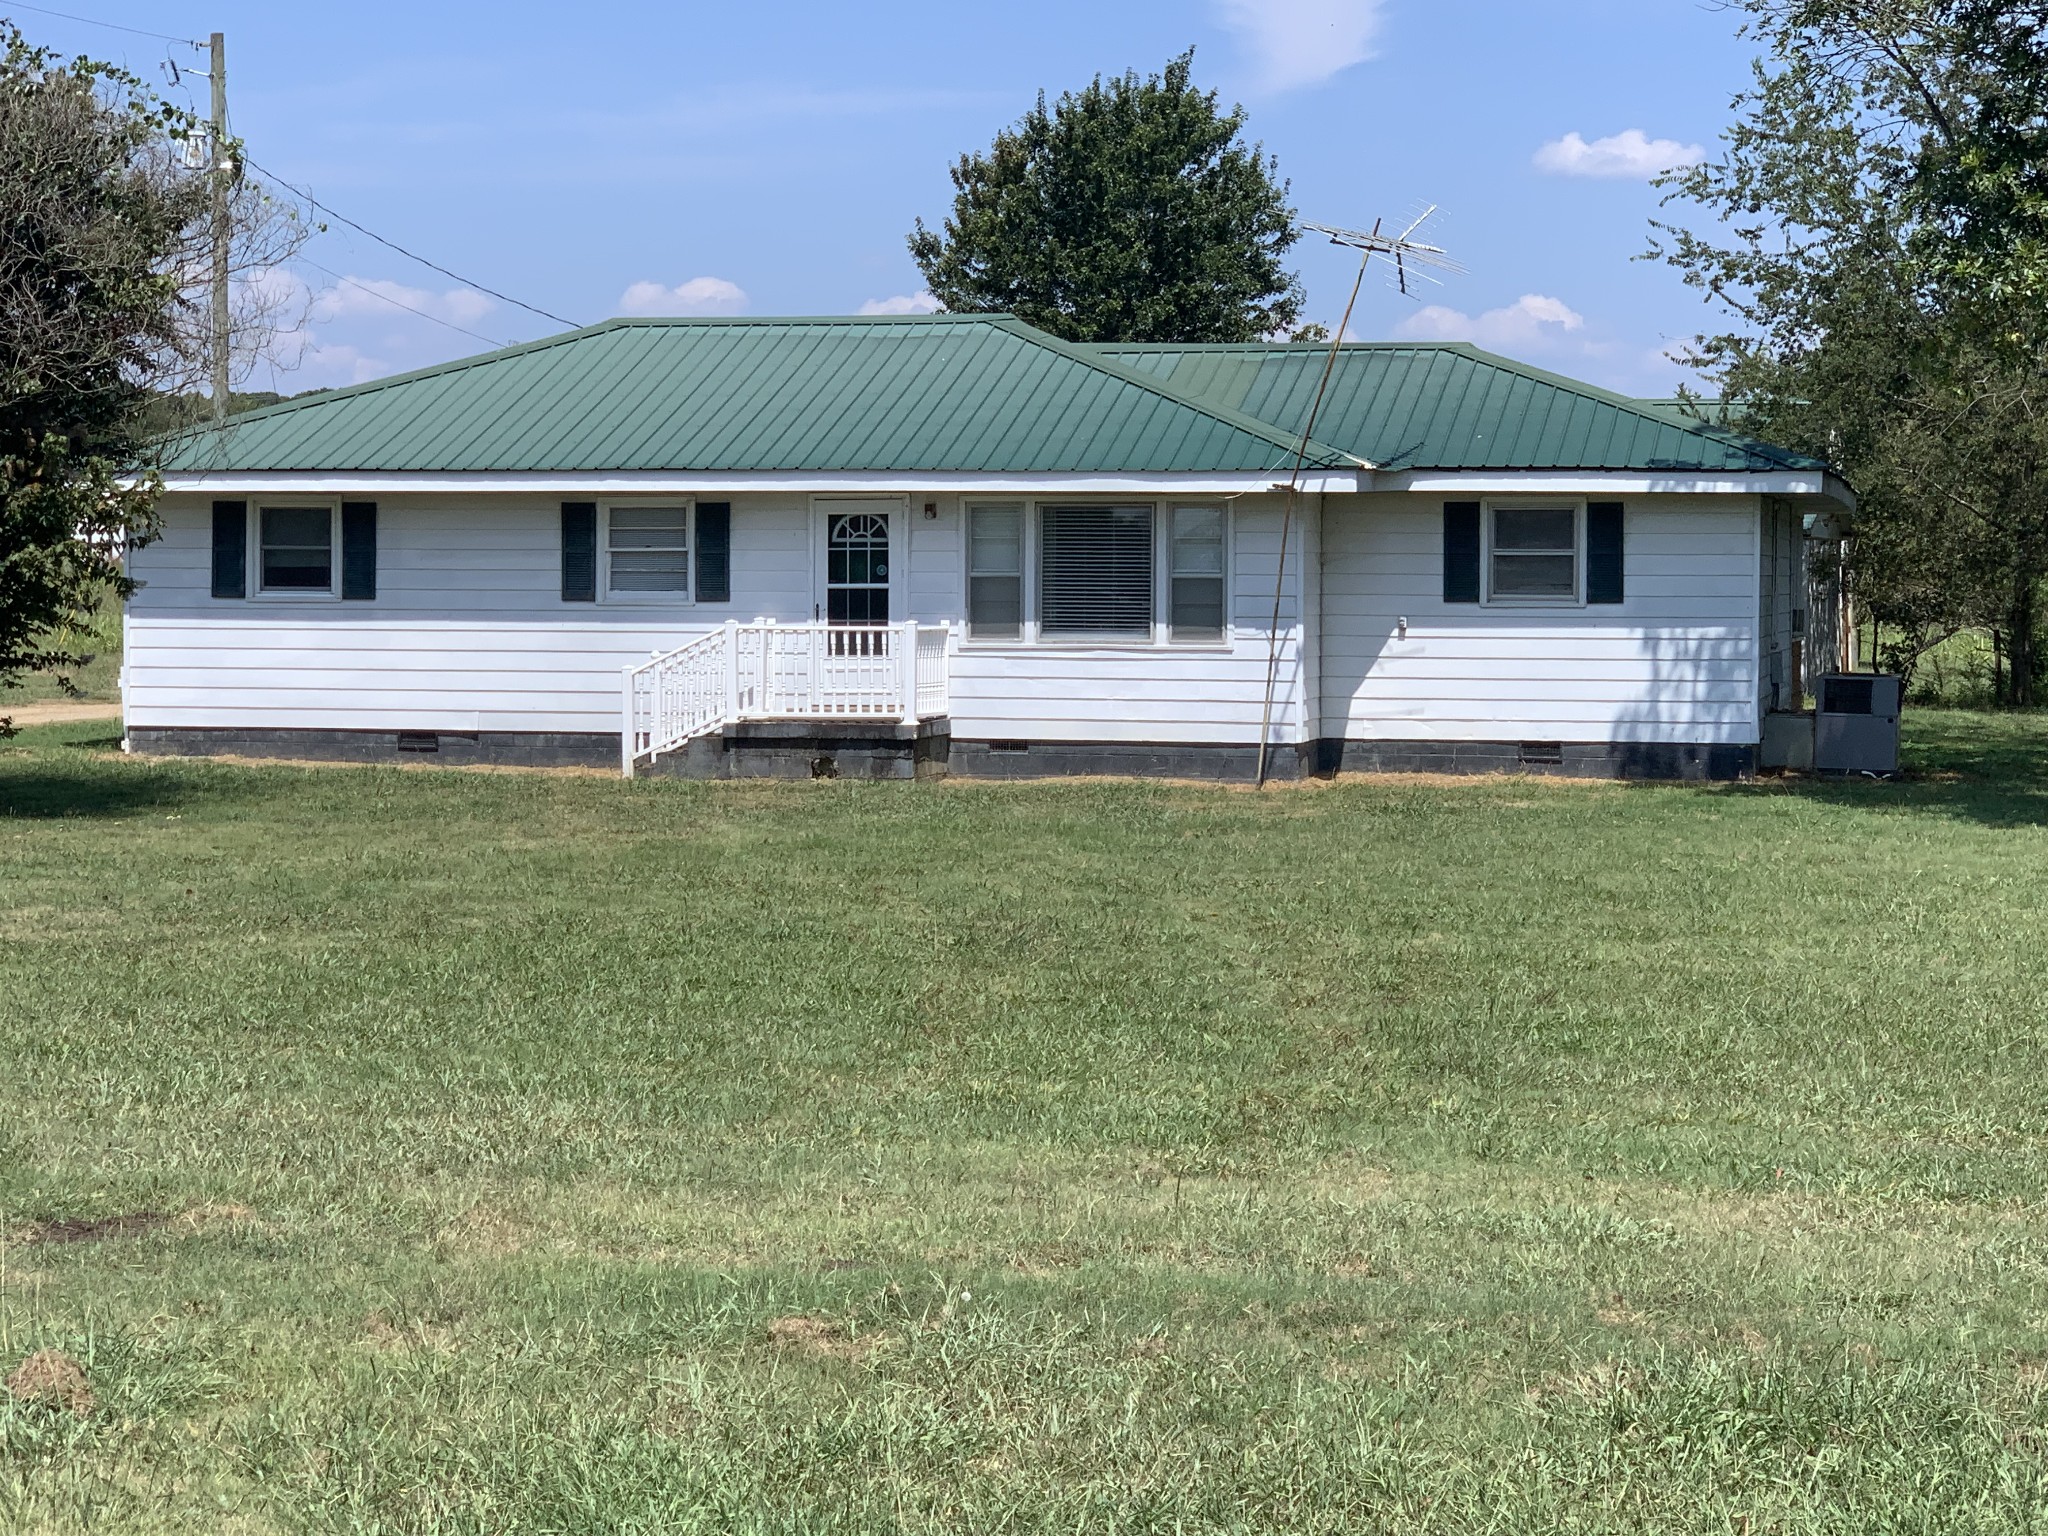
4 715 2048 1532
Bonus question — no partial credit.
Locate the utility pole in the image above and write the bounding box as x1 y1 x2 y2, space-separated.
209 31 230 424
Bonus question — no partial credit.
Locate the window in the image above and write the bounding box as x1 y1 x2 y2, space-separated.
964 501 1232 644
259 506 333 592
606 505 689 597
1169 505 1226 640
967 503 1023 639
1039 503 1153 637
1488 505 1579 602
825 511 889 623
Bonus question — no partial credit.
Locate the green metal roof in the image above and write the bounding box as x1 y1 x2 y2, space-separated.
164 314 1828 479
164 315 1356 476
1092 342 1828 474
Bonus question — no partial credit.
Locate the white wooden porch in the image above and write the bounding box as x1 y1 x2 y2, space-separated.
623 620 951 776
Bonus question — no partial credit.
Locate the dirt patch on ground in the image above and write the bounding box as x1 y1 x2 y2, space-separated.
6 1349 93 1416
363 1310 457 1353
178 1202 256 1230
1528 1359 1639 1408
440 1208 527 1258
125 749 613 780
765 1315 881 1360
21 1211 167 1244
0 701 119 727
1595 1292 1654 1330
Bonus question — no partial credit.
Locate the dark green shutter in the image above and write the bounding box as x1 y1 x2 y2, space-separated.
340 501 377 600
561 502 597 602
694 501 731 603
1442 501 1481 604
1586 502 1625 604
210 500 247 599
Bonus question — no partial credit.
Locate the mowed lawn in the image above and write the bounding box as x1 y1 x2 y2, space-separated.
4 716 2048 1533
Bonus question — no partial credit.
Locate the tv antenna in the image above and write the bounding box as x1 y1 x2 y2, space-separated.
1253 205 1465 787
1301 205 1465 298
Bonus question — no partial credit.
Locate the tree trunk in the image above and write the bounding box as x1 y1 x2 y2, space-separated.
2011 579 2039 709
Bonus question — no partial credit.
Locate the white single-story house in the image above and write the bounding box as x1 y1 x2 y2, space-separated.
127 313 1853 780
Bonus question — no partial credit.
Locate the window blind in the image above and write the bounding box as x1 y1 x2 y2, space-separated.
607 506 689 594
1039 504 1152 636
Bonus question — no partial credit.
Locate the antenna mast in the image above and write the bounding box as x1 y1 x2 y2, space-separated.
1253 207 1464 787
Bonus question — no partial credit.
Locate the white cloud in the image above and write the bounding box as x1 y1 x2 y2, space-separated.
227 265 521 392
1533 129 1706 180
1397 293 1587 353
1212 0 1386 92
311 276 495 329
857 291 940 316
299 343 392 387
618 276 748 316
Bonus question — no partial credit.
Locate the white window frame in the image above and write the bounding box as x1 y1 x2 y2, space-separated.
1482 498 1586 608
1164 502 1229 644
250 501 340 601
600 500 695 605
960 499 1231 649
963 500 1027 642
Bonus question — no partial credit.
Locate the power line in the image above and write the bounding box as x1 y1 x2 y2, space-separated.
296 257 510 349
242 154 582 331
2 2 204 47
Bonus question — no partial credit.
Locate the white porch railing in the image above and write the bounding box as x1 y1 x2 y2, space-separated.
623 620 952 776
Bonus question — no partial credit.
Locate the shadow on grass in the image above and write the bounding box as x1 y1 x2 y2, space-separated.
0 725 230 821
1756 709 2048 830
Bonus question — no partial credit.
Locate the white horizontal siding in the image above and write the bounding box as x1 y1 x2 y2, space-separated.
1321 494 1761 745
125 491 1310 744
131 494 817 619
945 496 1306 745
126 494 816 733
125 617 731 732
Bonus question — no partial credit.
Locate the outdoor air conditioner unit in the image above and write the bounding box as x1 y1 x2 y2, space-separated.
1814 673 1903 774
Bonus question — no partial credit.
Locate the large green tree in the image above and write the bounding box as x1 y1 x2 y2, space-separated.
0 26 306 711
1655 0 2048 700
908 50 1304 344
0 28 209 705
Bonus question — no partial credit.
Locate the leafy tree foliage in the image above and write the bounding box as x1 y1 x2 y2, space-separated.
908 51 1303 344
1655 0 2048 700
0 29 203 701
0 27 308 709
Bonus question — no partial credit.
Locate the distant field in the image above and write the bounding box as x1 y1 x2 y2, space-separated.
3 713 2048 1532
0 602 120 708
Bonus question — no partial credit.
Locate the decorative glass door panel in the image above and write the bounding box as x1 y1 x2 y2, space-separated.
826 512 890 626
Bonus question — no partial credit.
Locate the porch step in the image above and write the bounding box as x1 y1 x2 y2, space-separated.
643 716 951 781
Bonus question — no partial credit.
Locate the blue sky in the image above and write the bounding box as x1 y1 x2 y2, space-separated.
20 0 1758 397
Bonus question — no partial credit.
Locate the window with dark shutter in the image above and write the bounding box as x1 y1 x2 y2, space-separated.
341 501 377 600
1442 502 1481 604
1039 504 1153 637
210 500 247 599
606 506 689 595
561 502 597 602
258 506 333 591
694 501 731 603
1489 506 1578 600
1586 502 1625 604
